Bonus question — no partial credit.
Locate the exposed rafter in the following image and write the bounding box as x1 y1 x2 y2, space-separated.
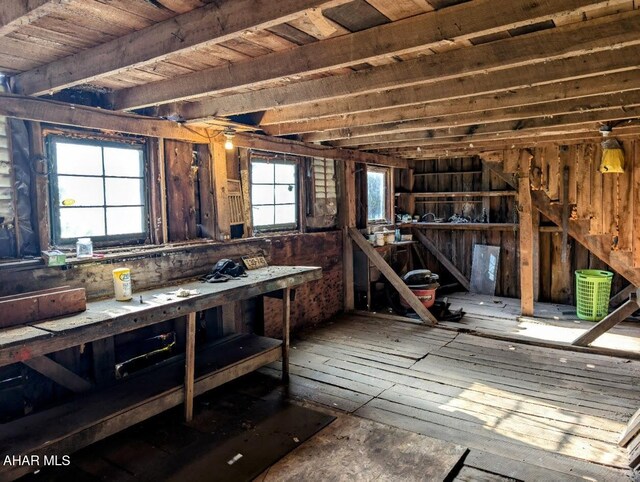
268 70 640 139
0 0 74 37
11 0 352 95
109 0 615 110
173 10 640 121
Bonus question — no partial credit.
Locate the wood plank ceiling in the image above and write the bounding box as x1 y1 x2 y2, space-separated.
1 0 640 159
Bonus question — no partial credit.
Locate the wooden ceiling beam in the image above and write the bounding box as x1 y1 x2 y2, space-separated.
233 132 408 168
269 70 640 138
304 88 640 143
0 0 75 37
176 10 640 120
11 0 351 96
354 116 640 150
109 0 614 110
261 45 640 127
0 93 212 143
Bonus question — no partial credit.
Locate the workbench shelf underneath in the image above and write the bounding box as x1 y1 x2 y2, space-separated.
0 334 281 481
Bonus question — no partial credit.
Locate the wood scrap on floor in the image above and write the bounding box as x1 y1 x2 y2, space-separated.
257 416 467 482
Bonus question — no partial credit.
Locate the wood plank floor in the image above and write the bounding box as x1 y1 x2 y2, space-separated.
442 292 640 354
262 313 640 481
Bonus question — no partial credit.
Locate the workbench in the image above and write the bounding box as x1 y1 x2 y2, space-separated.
0 265 321 480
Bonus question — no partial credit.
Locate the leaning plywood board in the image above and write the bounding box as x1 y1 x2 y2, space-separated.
0 287 86 328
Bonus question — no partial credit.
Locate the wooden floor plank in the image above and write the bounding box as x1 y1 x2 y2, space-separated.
356 401 629 477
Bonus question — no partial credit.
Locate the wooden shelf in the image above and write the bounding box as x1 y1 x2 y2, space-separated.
397 191 516 198
0 334 281 480
401 222 518 231
413 170 482 177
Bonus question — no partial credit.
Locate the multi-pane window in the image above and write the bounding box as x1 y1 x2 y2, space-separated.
48 136 147 244
367 166 389 222
250 159 298 231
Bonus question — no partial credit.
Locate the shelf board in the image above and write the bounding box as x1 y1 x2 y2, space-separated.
402 222 518 231
397 190 516 198
413 170 482 177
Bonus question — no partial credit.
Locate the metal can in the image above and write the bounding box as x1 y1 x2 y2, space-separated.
113 268 132 301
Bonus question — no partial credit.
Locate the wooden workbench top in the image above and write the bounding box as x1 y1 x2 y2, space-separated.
0 265 322 367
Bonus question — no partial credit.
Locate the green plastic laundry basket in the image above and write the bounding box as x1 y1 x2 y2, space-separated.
575 270 613 321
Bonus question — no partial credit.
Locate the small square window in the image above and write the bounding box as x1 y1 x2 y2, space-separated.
250 159 298 232
48 136 147 245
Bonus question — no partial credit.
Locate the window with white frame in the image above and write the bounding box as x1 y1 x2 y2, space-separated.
48 136 147 244
250 157 298 231
367 166 390 222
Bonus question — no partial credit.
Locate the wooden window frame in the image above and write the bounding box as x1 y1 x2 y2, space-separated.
46 133 150 248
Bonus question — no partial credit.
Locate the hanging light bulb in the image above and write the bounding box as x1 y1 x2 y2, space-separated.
223 127 235 150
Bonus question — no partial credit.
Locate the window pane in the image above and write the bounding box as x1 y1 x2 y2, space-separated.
251 184 275 205
275 204 296 225
252 205 274 227
105 178 144 206
251 162 274 184
275 163 296 183
59 207 106 238
367 171 386 221
275 184 296 204
104 147 143 177
57 176 104 206
106 207 144 235
56 142 103 175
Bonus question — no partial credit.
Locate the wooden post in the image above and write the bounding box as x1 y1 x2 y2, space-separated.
349 227 438 325
572 291 640 346
532 209 540 302
282 287 291 383
518 150 535 316
210 140 230 241
184 311 196 422
338 161 356 311
239 149 253 237
28 122 49 252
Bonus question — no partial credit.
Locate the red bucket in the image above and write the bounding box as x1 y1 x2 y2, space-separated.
400 288 436 309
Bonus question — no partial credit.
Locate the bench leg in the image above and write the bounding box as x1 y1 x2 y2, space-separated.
184 311 196 421
282 287 291 384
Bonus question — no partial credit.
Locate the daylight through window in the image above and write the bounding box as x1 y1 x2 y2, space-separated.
49 137 147 244
367 168 388 222
250 159 298 231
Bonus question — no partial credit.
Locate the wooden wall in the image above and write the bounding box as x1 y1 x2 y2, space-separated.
408 148 630 304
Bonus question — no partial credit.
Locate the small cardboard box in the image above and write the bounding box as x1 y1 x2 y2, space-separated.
42 250 67 267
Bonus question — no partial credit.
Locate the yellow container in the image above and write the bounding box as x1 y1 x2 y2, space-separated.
113 268 132 301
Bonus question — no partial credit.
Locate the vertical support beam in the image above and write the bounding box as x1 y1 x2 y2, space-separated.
338 160 356 311
196 144 216 239
282 287 291 384
184 311 196 422
633 141 640 267
147 138 166 244
157 137 169 244
532 209 540 302
518 150 535 316
210 140 230 241
28 122 49 252
239 149 253 237
481 162 492 223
